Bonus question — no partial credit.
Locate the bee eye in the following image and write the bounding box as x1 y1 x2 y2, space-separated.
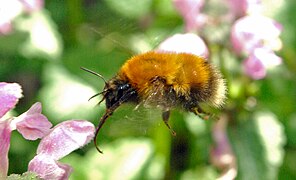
105 83 131 109
118 83 130 91
117 84 129 97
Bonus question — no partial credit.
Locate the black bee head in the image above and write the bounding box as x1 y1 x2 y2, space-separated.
104 79 137 109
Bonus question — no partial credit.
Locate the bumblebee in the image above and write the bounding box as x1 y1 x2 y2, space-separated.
82 51 226 153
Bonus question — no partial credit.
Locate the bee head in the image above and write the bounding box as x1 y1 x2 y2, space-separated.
81 67 139 153
104 78 137 109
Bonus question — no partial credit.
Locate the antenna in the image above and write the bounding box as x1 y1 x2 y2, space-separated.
80 67 108 85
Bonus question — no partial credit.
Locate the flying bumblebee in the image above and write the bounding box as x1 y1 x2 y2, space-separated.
82 51 226 153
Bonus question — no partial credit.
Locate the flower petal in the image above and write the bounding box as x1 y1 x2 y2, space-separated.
0 21 12 35
227 0 262 17
0 0 23 35
253 48 282 67
0 119 13 178
243 52 266 80
173 0 205 31
20 0 44 12
231 14 282 54
157 33 209 58
28 154 72 180
227 0 248 17
14 102 52 140
0 82 22 118
37 120 94 160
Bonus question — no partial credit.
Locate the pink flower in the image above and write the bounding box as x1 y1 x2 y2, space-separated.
157 33 209 58
227 0 248 17
0 83 23 117
0 82 52 178
253 47 282 67
0 82 95 179
227 0 262 18
243 48 282 79
0 0 44 34
0 22 12 35
231 14 282 55
173 0 206 32
0 120 12 179
243 52 266 80
28 120 95 180
0 1 22 34
12 102 52 140
0 82 23 178
28 155 72 180
231 14 282 79
20 0 44 12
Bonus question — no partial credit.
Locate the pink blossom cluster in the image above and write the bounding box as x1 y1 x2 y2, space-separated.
172 0 282 80
0 82 95 180
0 0 43 34
173 0 206 32
230 1 282 79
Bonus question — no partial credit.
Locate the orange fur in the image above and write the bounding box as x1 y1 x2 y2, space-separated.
118 51 211 97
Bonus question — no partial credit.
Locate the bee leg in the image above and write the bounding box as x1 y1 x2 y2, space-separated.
162 110 176 136
190 105 212 120
94 90 137 153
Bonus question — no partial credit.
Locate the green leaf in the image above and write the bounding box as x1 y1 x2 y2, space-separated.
104 0 152 19
255 112 286 169
228 111 285 180
180 166 218 180
7 172 41 180
62 138 161 180
15 10 63 60
39 64 99 121
286 114 296 146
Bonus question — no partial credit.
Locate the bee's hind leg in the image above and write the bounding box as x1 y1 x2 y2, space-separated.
190 105 214 120
162 110 176 136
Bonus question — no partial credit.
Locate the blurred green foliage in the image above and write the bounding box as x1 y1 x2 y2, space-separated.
1 0 296 179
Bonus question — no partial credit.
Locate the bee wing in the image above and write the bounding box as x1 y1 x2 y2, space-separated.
142 77 174 109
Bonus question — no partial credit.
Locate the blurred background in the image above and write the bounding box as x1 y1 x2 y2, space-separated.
1 0 296 179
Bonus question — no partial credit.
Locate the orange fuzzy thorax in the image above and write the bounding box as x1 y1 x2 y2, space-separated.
118 51 211 97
